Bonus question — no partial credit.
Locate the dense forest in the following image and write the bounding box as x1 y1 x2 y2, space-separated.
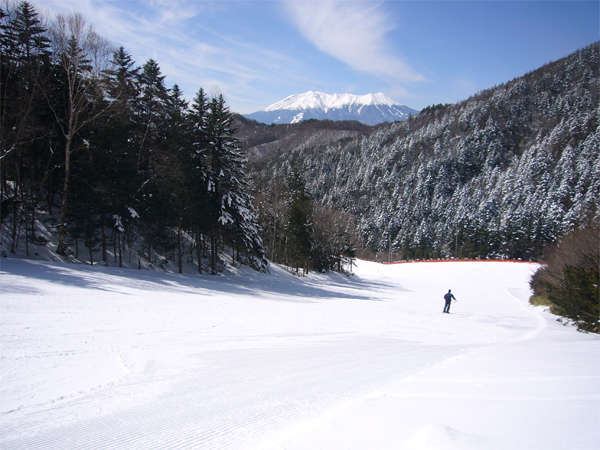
0 1 361 275
0 2 271 273
250 42 599 262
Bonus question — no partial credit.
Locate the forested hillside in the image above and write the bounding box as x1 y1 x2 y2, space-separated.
234 115 373 163
0 3 266 272
250 43 600 260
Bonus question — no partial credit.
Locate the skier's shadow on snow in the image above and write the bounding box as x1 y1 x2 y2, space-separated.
1 258 399 302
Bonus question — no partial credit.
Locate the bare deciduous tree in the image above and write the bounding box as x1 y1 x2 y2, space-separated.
48 13 112 254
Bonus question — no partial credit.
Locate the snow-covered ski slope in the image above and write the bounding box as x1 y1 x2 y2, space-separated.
1 258 598 449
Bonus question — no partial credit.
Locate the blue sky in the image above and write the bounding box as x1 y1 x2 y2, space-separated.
33 1 598 113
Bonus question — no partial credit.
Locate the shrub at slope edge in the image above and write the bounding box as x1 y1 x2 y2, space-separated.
530 225 600 333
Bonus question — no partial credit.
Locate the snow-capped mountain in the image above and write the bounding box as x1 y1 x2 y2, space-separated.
245 91 418 125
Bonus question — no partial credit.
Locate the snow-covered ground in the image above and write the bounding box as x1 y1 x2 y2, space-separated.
1 258 598 449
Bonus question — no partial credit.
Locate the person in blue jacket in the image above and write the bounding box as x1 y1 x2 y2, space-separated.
443 289 456 313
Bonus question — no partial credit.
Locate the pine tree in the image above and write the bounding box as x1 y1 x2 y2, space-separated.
164 83 190 273
105 46 138 108
135 58 168 175
133 59 172 262
101 46 139 266
204 94 266 272
0 2 50 252
186 88 210 272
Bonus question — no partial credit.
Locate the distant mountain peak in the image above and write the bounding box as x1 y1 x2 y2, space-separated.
264 91 397 112
246 91 418 125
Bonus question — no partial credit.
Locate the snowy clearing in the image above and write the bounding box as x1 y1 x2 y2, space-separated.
1 258 598 449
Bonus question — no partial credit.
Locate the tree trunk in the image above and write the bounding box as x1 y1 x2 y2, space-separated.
56 135 72 255
113 228 117 265
196 231 203 273
25 218 29 257
127 233 132 265
118 231 122 267
46 190 53 215
210 234 217 274
177 225 183 274
10 196 18 253
88 241 93 265
101 218 107 264
28 204 36 257
271 220 276 261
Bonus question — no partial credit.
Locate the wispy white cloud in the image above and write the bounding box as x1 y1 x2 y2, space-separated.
32 0 419 112
30 0 317 112
283 0 424 83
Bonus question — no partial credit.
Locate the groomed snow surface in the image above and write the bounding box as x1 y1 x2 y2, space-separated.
1 258 598 449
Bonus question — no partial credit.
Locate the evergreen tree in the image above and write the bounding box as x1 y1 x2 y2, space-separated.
186 88 210 272
101 46 139 266
164 83 190 273
135 58 168 173
0 1 50 252
105 46 138 108
204 94 266 272
133 58 172 261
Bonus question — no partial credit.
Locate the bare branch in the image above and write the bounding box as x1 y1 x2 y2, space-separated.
0 144 16 161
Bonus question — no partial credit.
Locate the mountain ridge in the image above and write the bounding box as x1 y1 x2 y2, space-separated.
246 42 600 260
245 91 418 125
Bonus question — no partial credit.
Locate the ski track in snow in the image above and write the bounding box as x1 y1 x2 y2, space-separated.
0 258 598 449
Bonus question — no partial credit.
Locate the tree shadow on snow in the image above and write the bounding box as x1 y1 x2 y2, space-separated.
0 258 401 302
0 258 120 295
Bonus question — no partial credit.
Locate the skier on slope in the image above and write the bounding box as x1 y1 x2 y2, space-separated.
443 289 456 313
